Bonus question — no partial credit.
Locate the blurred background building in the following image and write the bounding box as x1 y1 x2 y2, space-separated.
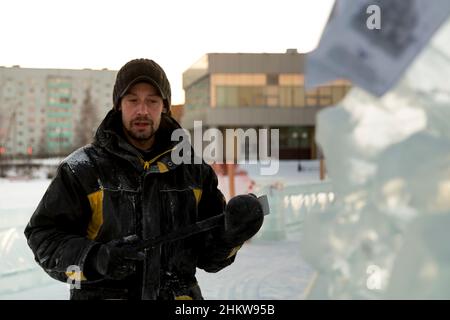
1 50 352 160
0 66 116 157
182 50 351 160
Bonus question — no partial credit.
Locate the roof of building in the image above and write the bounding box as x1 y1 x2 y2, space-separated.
183 50 305 89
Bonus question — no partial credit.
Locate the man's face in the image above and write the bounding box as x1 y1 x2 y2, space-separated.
120 82 164 150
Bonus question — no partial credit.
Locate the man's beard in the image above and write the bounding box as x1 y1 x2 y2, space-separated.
125 118 155 141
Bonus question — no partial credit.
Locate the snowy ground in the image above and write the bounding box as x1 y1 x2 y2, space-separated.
0 161 318 300
197 233 315 300
0 232 314 300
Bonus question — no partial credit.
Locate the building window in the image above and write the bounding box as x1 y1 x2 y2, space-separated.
306 97 317 106
307 86 335 107
267 74 279 85
216 86 239 107
331 85 351 103
279 127 312 149
293 87 306 107
60 97 70 103
280 86 305 107
238 87 265 107
318 86 333 105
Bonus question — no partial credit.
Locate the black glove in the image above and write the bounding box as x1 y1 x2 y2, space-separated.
85 235 145 280
220 194 264 245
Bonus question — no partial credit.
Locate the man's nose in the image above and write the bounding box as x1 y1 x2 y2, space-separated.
136 100 149 115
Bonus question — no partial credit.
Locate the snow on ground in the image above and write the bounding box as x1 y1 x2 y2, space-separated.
0 161 318 300
197 233 315 300
0 178 50 235
0 178 50 210
0 282 70 300
0 232 315 300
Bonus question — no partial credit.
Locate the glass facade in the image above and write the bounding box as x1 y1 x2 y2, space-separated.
214 76 351 108
185 76 210 111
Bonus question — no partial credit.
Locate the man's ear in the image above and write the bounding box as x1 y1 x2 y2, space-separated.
162 103 171 115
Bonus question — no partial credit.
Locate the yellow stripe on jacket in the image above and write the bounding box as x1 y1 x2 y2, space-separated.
192 188 202 206
86 189 104 240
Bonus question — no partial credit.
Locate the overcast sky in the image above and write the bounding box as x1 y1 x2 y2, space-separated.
0 0 335 104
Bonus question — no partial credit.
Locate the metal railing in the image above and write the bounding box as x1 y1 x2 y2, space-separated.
255 181 335 241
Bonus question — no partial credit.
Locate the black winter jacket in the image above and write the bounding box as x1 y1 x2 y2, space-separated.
24 110 241 300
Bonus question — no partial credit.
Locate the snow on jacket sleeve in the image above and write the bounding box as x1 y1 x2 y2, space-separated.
196 164 243 273
24 162 98 283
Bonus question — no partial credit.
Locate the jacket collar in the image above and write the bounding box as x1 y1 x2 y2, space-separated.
94 110 185 173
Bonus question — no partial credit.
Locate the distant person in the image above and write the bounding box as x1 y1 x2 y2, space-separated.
24 58 264 300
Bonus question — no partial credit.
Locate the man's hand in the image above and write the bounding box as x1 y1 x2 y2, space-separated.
85 235 145 280
220 194 264 245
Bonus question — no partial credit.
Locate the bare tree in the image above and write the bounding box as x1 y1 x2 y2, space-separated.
36 127 49 157
0 110 16 158
74 87 98 149
0 112 6 146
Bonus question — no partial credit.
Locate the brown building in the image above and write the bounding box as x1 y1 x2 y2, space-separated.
182 50 351 160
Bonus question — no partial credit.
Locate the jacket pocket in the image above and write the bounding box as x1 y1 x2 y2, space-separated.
95 189 138 241
159 188 199 233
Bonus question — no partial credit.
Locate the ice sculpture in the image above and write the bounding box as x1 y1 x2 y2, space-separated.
302 18 450 299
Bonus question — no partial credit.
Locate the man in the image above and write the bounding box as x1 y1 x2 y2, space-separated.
24 58 264 300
